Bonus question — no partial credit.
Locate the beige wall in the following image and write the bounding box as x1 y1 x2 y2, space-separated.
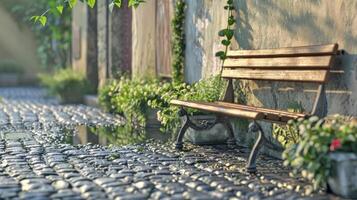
185 0 357 117
0 5 41 83
183 0 357 152
131 0 157 79
72 1 89 74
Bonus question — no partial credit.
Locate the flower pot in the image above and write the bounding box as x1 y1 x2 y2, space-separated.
0 73 20 86
328 152 357 199
183 115 229 145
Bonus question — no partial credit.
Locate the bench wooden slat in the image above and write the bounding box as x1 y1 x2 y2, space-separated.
223 56 332 69
216 102 307 122
226 43 338 58
216 102 306 117
170 100 264 120
222 68 328 83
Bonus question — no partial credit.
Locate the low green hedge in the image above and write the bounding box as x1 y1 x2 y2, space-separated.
99 76 225 134
39 68 94 104
0 60 25 74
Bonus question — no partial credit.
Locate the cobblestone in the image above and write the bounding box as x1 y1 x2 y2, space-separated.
0 136 338 200
0 87 340 199
0 88 124 134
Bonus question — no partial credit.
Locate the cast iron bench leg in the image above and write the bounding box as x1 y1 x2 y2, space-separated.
219 117 236 147
246 121 266 173
175 107 189 150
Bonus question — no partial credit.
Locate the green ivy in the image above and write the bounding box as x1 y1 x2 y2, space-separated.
215 0 236 65
171 0 185 84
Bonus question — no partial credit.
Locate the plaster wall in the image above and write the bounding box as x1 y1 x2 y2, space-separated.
184 0 357 153
0 5 41 83
185 0 357 116
131 0 157 78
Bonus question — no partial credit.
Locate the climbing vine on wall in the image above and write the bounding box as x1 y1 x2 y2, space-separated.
216 0 236 72
171 0 186 84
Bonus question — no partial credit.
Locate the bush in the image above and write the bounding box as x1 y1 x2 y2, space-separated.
99 76 225 135
150 75 225 133
283 115 357 190
39 68 94 104
0 60 25 74
272 101 305 148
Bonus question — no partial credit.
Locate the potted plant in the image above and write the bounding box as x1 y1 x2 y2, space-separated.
39 68 94 104
283 115 357 198
152 76 232 145
0 60 25 86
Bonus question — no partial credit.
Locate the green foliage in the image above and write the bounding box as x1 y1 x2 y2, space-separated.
283 115 357 190
99 77 168 134
99 76 225 135
39 68 94 104
150 76 225 133
272 101 304 148
35 0 145 26
0 60 25 74
216 0 236 63
171 0 185 84
5 0 71 70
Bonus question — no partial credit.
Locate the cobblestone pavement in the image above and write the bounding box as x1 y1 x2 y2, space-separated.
0 136 336 200
0 88 339 199
0 88 124 133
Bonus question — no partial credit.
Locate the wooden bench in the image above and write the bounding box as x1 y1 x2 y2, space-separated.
171 43 340 173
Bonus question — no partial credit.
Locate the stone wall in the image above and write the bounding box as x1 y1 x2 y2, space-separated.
184 0 357 152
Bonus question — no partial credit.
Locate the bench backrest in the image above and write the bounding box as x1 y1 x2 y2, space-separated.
222 44 339 83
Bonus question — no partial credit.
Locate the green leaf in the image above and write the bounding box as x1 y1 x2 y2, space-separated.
129 0 145 8
68 0 77 8
221 39 231 46
87 0 96 8
110 0 122 12
39 16 47 26
30 16 40 23
56 5 64 14
228 16 235 25
215 51 225 58
30 15 47 26
218 30 226 37
225 29 234 40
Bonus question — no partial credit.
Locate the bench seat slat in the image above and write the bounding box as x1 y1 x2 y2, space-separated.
170 100 264 120
226 43 338 58
222 68 328 83
223 56 332 69
170 100 308 123
216 102 307 122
